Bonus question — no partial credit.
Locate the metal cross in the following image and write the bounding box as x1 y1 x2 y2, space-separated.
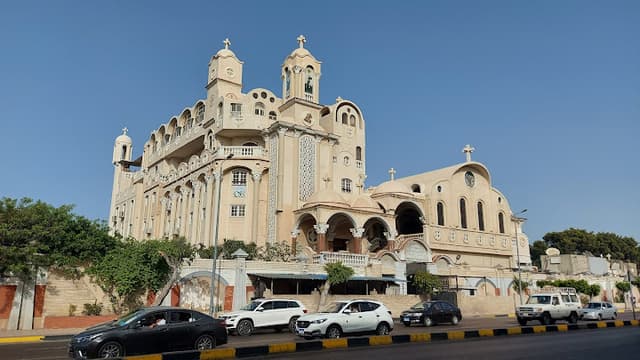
463 144 475 162
388 168 396 181
122 127 128 135
297 35 306 48
223 38 231 50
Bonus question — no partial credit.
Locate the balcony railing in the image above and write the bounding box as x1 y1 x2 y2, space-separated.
219 146 264 158
312 251 368 267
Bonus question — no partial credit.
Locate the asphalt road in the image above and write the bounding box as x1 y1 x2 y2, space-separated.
266 327 640 360
1 314 637 360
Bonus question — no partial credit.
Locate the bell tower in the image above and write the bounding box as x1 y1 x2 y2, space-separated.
281 35 322 103
206 38 244 103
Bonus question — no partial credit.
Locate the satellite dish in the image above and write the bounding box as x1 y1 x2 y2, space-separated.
545 247 560 256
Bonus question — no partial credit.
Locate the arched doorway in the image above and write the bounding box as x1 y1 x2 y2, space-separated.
363 217 390 252
326 213 356 252
395 202 424 235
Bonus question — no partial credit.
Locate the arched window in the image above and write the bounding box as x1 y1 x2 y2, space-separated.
356 146 362 161
342 113 348 125
121 145 127 160
305 66 314 94
437 202 445 226
498 212 505 233
285 68 291 98
217 102 223 120
411 184 421 193
341 178 352 193
349 115 356 126
477 202 485 231
460 198 467 229
196 104 205 122
254 102 265 116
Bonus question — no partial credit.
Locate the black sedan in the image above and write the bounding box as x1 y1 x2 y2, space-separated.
68 306 227 359
400 300 462 327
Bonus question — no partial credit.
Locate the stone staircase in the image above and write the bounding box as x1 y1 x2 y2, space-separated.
44 273 103 316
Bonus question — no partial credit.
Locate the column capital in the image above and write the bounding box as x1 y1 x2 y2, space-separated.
350 227 365 238
252 171 262 182
291 229 300 238
314 223 329 235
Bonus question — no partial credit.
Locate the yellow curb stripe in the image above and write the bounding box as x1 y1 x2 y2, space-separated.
507 327 522 335
447 331 465 340
322 338 348 349
507 313 516 318
614 320 625 327
0 336 44 344
478 329 494 337
532 325 546 333
369 335 393 346
556 324 568 332
596 321 607 328
125 354 162 360
200 348 236 360
630 320 639 326
410 333 431 342
269 343 296 353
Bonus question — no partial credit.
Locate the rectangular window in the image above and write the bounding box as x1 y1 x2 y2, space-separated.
255 108 265 116
232 170 248 186
341 178 352 193
231 103 242 116
230 205 246 217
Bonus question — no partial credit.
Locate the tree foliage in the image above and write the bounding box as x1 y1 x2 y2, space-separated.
318 262 354 310
542 228 639 263
535 279 590 294
511 277 529 294
411 271 442 297
529 240 548 268
0 197 116 279
615 281 631 293
198 240 293 262
88 237 196 314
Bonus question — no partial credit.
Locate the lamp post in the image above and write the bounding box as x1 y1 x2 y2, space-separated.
511 209 527 305
209 152 233 316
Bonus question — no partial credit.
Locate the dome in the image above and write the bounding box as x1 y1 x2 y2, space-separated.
215 48 237 59
290 47 311 58
304 188 348 207
116 128 132 144
351 194 380 211
371 180 412 196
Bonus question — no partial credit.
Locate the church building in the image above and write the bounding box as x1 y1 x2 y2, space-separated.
109 36 532 303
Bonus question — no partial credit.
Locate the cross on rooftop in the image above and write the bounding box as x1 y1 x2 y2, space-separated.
388 168 396 181
122 127 128 135
223 38 231 49
463 144 475 162
297 35 306 48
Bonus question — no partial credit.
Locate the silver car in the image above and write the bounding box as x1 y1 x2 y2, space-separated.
579 302 617 320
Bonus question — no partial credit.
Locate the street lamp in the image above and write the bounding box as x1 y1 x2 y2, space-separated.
209 152 233 316
511 209 527 305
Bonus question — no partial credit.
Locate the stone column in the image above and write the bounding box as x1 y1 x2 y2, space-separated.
190 182 202 244
232 249 249 311
291 229 300 255
159 197 168 237
349 227 365 254
179 188 190 237
211 171 223 248
251 171 262 245
203 174 215 246
314 223 329 253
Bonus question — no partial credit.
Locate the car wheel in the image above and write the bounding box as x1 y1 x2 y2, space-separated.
568 312 578 324
451 315 460 325
376 322 390 335
517 318 527 326
97 341 123 358
288 316 300 333
236 319 254 336
402 321 411 327
423 316 433 327
541 312 552 325
325 325 342 339
195 334 215 350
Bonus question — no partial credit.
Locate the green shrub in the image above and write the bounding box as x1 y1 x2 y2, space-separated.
82 301 103 316
68 304 77 317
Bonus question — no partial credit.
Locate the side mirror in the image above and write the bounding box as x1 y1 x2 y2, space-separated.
256 307 264 312
343 309 352 314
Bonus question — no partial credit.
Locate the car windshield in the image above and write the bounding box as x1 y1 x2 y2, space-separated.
319 301 348 313
527 296 551 305
115 309 146 326
410 302 430 310
586 303 602 309
240 301 262 311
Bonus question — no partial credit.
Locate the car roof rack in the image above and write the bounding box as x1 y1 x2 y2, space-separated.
532 286 577 294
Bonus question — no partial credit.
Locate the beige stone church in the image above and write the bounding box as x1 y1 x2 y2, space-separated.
109 36 532 307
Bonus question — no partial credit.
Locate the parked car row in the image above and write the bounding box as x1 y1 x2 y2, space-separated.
69 299 463 359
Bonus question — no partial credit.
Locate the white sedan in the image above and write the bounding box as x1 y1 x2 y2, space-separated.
579 302 617 320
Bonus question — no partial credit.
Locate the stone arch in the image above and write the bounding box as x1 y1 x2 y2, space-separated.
475 278 498 296
395 201 425 235
295 213 318 251
432 255 454 275
179 270 229 313
326 212 357 252
404 240 430 263
362 217 391 253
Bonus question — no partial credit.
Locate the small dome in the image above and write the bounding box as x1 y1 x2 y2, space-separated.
371 180 412 196
290 47 311 58
351 194 379 210
215 48 237 59
116 128 132 144
304 188 348 207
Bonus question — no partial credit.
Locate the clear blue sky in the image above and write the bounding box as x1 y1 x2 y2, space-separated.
1 1 638 243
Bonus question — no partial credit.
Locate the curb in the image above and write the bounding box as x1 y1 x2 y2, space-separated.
2 320 638 358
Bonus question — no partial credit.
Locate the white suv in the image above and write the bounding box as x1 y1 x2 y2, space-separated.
221 298 307 336
295 299 394 339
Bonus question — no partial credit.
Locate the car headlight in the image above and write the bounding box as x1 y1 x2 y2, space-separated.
311 318 327 324
75 334 101 343
534 308 543 312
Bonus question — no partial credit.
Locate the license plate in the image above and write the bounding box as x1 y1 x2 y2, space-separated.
297 328 304 336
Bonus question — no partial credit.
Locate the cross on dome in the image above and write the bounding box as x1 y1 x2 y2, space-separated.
296 35 306 48
463 144 475 162
122 127 128 135
388 168 396 181
223 38 231 50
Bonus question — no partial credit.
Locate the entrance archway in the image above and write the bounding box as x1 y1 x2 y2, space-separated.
395 202 424 235
326 213 356 252
363 217 390 252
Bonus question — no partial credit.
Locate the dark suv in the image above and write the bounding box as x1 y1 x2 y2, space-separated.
68 306 227 359
400 300 462 327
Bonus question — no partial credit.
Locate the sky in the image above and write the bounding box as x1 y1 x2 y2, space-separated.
1 1 638 244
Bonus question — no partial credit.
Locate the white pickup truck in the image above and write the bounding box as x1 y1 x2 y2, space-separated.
516 287 581 326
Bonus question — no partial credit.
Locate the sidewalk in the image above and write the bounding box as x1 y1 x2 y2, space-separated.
0 327 83 341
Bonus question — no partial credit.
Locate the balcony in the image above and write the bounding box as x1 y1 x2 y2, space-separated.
312 251 368 267
146 125 206 165
216 112 269 137
217 146 266 159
